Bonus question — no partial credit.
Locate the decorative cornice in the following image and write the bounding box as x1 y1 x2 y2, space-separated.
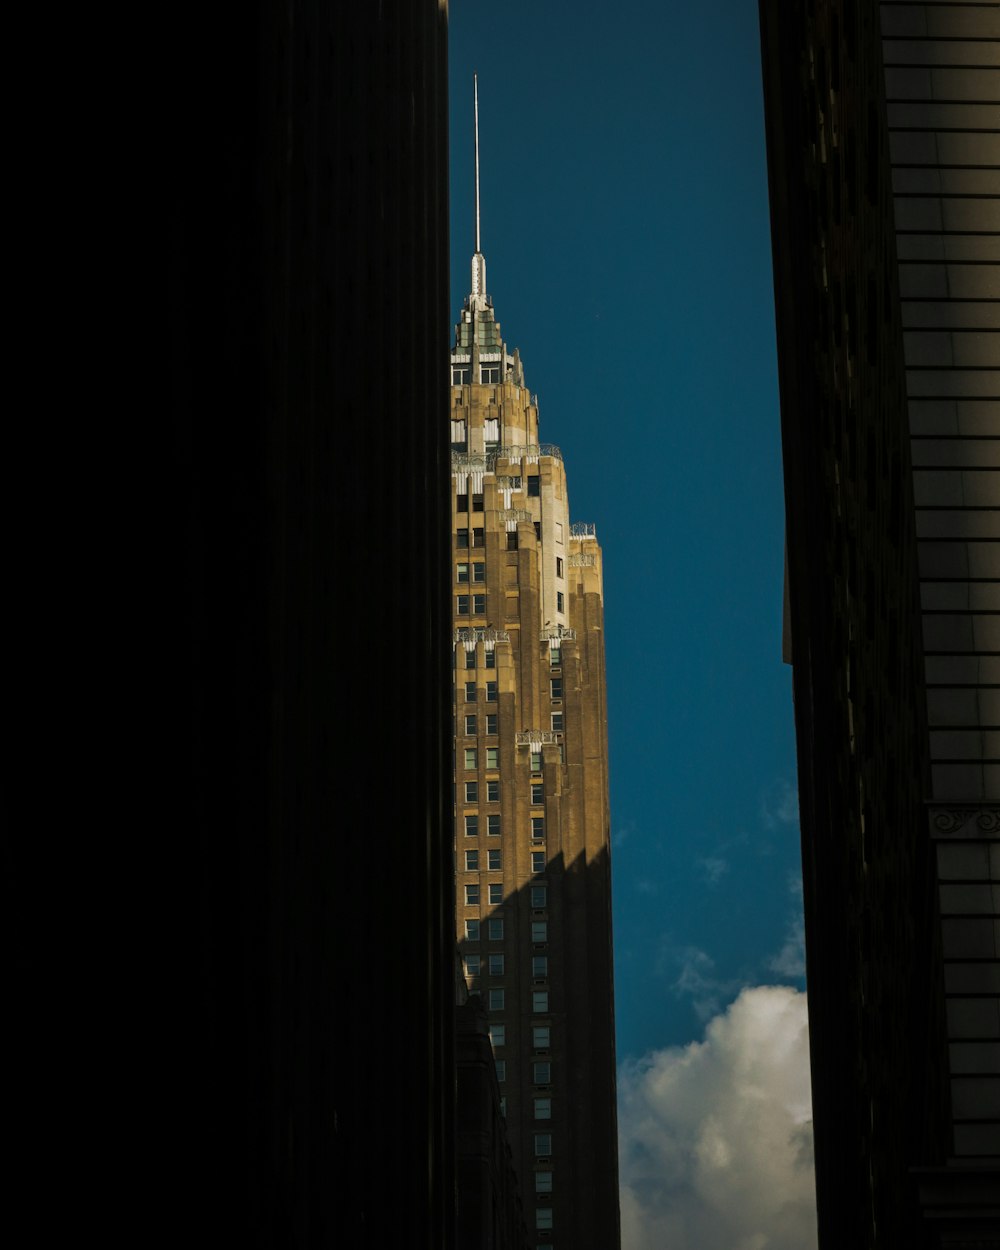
496 444 563 464
570 522 596 538
515 730 564 748
454 627 510 651
541 625 576 644
927 803 1000 839
568 554 595 567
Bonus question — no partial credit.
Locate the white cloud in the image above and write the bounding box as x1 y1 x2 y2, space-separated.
619 986 818 1250
760 780 800 832
697 855 729 885
768 915 806 980
667 946 744 1022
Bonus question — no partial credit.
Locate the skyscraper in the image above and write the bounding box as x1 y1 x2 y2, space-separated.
450 79 621 1250
758 1 999 1244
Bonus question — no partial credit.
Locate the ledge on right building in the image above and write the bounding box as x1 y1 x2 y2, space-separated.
757 2 999 1247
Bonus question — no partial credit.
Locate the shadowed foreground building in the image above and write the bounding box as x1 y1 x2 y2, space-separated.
759 1 999 1246
449 82 622 1250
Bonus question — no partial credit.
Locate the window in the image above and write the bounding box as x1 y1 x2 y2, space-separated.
464 748 477 769
531 851 546 874
488 989 505 1011
490 1023 505 1047
533 1061 551 1084
499 1096 507 1117
555 557 564 578
487 917 504 941
472 562 486 583
533 1026 551 1049
531 921 548 942
534 522 541 541
465 648 477 669
465 781 478 802
464 955 480 976
486 780 500 802
473 594 486 615
556 591 564 613
534 1098 551 1120
451 366 471 387
527 475 540 497
472 493 484 512
484 417 499 446
465 815 479 838
457 562 470 583
507 531 519 550
535 1208 553 1231
530 751 542 772
488 849 502 870
550 646 561 667
532 955 548 977
488 883 503 905
472 527 485 547
485 648 496 669
531 783 544 804
533 991 549 1013
487 814 501 836
556 521 563 541
534 1134 552 1157
456 527 469 548
456 492 469 512
481 363 501 383
550 678 563 701
465 884 480 905
464 714 477 736
495 1059 507 1083
489 954 505 976
486 681 497 702
465 920 481 941
535 1171 553 1194
532 817 545 840
531 885 547 907
457 595 470 615
486 714 498 735
486 747 499 769
451 417 467 446
551 713 563 732
465 681 477 701
465 849 479 871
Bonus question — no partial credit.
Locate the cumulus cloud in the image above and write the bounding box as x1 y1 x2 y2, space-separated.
667 946 745 1023
760 780 799 832
619 986 817 1250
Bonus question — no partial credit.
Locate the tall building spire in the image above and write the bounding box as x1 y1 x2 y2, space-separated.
471 73 487 308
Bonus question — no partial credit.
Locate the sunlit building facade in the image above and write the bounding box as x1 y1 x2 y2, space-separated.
449 87 621 1250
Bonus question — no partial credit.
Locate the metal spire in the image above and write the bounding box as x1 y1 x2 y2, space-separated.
471 74 487 305
474 72 481 255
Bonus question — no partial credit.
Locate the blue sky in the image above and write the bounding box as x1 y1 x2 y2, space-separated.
449 4 816 1242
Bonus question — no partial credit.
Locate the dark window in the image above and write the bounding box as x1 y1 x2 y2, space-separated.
473 562 486 582
473 528 485 548
556 591 564 613
531 850 545 873
466 849 479 870
527 476 540 497
485 648 496 669
472 493 484 512
465 781 478 802
532 816 545 839
488 849 502 870
551 712 563 731
465 681 476 701
465 815 479 837
489 953 505 975
488 814 501 836
507 531 519 550
531 884 547 908
488 883 503 905
488 917 504 941
473 594 486 614
456 493 469 512
487 780 500 802
555 557 563 577
465 648 476 669
456 528 469 548
465 715 477 735
531 783 544 804
486 682 498 702
457 563 469 583
457 595 470 615
550 678 563 700
486 714 498 735
534 522 541 541
465 883 479 905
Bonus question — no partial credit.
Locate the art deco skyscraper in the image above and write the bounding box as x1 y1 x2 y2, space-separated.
451 79 621 1250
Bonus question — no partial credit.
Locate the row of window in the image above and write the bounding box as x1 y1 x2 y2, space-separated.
466 918 548 942
463 849 502 871
465 883 548 909
457 595 486 616
490 1023 550 1048
456 562 486 583
462 680 497 701
465 954 548 978
456 527 540 550
462 779 544 804
462 715 498 737
463 815 501 837
463 747 499 769
455 493 485 512
461 648 495 670
478 988 550 1013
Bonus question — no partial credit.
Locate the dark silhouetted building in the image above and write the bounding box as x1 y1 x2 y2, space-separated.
759 1 999 1246
166 4 454 1247
449 80 622 1250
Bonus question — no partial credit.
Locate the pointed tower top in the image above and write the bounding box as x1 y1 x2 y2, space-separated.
470 73 487 308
